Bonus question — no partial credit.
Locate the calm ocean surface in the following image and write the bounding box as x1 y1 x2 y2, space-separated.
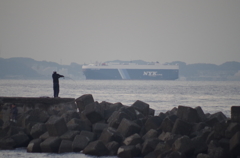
0 79 240 157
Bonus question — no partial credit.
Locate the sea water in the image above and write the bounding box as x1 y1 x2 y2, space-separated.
0 79 240 157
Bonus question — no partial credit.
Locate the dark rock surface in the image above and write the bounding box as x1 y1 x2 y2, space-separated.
45 116 68 136
0 95 239 158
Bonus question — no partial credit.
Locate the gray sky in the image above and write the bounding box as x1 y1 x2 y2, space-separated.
1 1 240 65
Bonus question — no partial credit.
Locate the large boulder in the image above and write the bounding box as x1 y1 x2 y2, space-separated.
191 134 208 156
39 132 50 141
117 145 141 158
75 94 94 112
99 127 123 144
142 129 159 140
172 135 194 156
100 101 123 120
212 122 228 139
30 123 47 139
218 138 230 156
60 130 79 141
72 131 95 152
117 118 141 138
160 117 174 132
196 153 211 158
208 112 227 123
195 106 207 122
205 117 220 127
208 140 227 158
27 138 42 153
67 118 91 132
61 110 80 123
72 134 91 152
164 151 186 158
225 122 240 139
45 116 68 137
79 130 96 142
0 119 3 126
40 137 61 153
154 141 172 158
231 106 240 123
229 131 240 157
148 108 155 116
58 140 73 153
177 105 200 123
192 122 207 132
0 137 16 149
120 106 137 120
5 125 25 137
172 118 192 136
83 140 109 156
92 122 108 138
158 132 181 148
0 129 7 139
144 116 163 132
131 100 149 116
106 141 120 156
141 138 161 156
123 133 142 146
166 107 178 116
83 101 104 124
22 109 49 127
108 111 132 129
11 133 30 148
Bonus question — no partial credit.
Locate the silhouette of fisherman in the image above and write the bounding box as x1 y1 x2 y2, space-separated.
52 71 64 98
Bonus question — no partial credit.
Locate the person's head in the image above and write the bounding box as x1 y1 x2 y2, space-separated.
11 104 16 108
53 71 57 74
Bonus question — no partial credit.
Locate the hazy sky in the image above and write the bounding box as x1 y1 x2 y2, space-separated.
1 1 240 65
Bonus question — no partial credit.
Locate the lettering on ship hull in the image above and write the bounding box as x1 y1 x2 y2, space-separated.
143 71 162 77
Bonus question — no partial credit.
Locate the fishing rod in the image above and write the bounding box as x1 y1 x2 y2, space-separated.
62 76 78 86
62 76 80 112
63 76 76 82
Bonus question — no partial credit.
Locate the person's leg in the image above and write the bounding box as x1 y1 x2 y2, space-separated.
56 84 59 97
12 114 16 122
53 84 57 97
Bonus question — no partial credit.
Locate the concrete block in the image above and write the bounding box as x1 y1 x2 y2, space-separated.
27 138 42 153
177 105 200 123
58 140 73 153
83 140 109 156
123 133 142 146
117 145 141 158
131 100 149 116
45 116 68 136
30 123 47 139
83 101 104 124
40 137 61 153
99 127 123 144
75 94 94 112
117 118 141 138
172 118 192 136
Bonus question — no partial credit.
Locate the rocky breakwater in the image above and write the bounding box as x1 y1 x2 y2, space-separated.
0 94 240 158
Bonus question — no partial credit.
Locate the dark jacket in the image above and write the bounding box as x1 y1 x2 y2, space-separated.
52 72 64 84
11 106 18 115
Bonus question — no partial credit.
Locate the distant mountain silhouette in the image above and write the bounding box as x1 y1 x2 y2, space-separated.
0 57 240 80
0 57 84 80
167 61 240 81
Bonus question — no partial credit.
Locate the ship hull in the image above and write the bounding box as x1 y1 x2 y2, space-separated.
83 68 179 80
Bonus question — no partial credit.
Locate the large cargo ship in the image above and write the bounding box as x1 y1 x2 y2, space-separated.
82 62 179 80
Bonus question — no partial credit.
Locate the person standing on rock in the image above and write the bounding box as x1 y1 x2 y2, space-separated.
10 103 18 122
52 71 64 98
